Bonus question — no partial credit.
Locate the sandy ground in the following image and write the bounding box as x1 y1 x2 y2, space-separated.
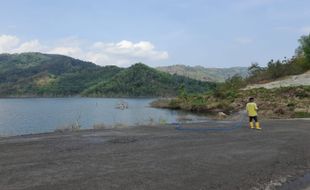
0 119 309 190
245 71 310 89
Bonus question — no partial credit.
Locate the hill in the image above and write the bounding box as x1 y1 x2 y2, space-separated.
0 53 123 96
157 65 248 82
0 53 214 97
152 70 310 119
82 63 215 97
153 33 310 119
152 67 310 119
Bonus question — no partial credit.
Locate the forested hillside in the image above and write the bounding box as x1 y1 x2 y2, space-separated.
0 53 214 97
83 63 214 97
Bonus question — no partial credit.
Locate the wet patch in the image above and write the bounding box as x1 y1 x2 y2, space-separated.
278 172 310 190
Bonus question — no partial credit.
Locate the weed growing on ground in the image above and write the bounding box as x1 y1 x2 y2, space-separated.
55 123 81 132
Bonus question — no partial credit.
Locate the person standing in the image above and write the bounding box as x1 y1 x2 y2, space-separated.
246 97 261 130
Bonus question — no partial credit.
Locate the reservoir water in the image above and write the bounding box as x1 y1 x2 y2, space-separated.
0 98 208 136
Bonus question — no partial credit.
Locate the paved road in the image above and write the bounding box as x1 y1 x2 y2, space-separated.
0 119 309 190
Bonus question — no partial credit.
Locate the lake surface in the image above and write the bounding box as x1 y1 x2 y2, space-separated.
0 98 209 136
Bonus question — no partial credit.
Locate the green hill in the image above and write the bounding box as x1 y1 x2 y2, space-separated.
82 63 215 97
157 65 248 82
0 53 123 96
0 53 214 97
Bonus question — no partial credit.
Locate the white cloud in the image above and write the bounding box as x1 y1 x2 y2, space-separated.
48 46 82 57
0 34 169 67
14 40 43 53
91 40 168 61
0 35 20 52
86 40 169 67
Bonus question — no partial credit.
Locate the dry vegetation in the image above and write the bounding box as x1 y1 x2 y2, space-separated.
152 86 310 119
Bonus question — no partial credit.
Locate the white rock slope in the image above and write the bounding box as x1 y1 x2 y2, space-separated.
245 71 310 89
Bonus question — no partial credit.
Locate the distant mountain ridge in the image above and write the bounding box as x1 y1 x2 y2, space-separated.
0 53 215 97
157 65 248 82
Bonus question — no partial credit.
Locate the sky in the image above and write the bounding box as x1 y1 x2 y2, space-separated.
0 0 310 68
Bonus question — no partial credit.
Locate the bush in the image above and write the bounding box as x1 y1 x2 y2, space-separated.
295 88 309 98
93 123 108 129
169 99 181 109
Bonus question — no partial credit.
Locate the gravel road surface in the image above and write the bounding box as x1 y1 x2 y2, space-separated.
0 119 309 190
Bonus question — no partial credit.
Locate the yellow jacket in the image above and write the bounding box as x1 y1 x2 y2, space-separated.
246 102 258 116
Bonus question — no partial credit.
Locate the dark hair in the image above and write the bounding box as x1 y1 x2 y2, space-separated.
249 97 254 102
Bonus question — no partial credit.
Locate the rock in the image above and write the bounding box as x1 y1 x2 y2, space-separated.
274 108 285 115
218 112 228 119
294 108 308 113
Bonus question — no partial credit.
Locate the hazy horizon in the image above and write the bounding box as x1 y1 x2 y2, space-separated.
1 0 310 68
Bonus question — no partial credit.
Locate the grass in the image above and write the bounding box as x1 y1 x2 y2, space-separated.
151 86 310 119
294 112 310 118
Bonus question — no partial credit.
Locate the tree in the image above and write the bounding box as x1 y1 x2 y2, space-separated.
267 60 284 79
225 74 246 90
248 62 263 77
247 62 266 83
297 33 310 70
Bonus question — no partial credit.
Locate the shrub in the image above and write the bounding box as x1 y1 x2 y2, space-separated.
169 99 181 109
93 123 108 129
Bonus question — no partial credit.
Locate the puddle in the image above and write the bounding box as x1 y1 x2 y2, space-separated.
278 172 310 190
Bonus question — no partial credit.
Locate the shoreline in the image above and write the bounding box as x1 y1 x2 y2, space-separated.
1 117 310 139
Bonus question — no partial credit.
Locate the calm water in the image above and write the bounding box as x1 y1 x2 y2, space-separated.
0 98 208 136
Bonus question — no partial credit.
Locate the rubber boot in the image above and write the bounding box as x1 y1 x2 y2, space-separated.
250 122 254 129
255 122 262 130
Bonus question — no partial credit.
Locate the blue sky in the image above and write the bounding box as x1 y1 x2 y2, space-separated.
1 0 310 67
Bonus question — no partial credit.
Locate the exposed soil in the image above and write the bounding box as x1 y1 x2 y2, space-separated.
245 71 310 89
